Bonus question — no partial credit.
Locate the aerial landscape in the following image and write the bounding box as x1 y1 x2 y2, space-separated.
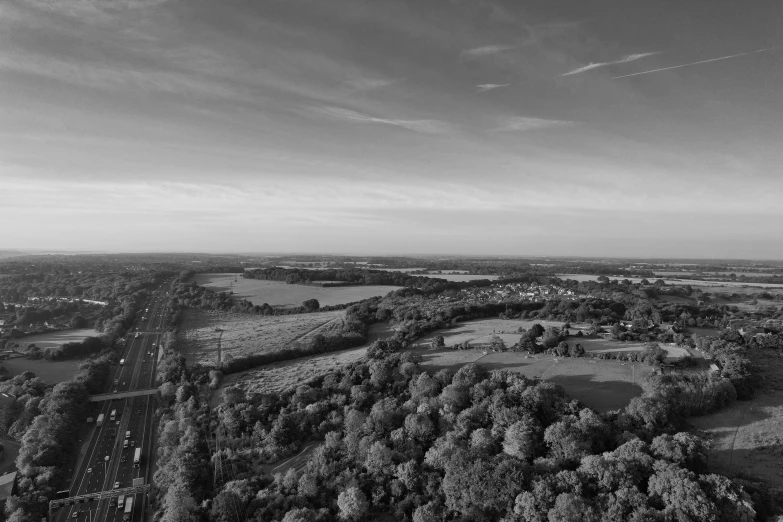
2 0 783 521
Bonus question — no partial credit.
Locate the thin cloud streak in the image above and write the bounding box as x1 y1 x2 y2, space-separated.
462 45 516 57
344 77 396 91
313 106 452 134
613 46 782 79
562 51 658 76
477 83 510 93
495 116 573 132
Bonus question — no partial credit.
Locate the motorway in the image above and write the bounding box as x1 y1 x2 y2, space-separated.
55 287 169 522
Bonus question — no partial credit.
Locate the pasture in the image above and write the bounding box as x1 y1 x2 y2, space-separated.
193 273 401 308
419 349 651 412
178 309 345 366
13 328 99 350
1 358 83 384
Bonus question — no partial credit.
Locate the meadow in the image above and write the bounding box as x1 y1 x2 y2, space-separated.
213 322 395 402
178 309 345 366
193 273 401 308
419 349 651 412
13 328 99 350
1 358 84 384
688 349 783 488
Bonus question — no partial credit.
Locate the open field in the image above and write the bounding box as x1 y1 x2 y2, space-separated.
193 273 401 308
689 391 783 488
12 328 99 350
1 357 83 384
178 309 345 366
213 322 395 403
420 349 651 412
688 349 783 488
416 318 577 349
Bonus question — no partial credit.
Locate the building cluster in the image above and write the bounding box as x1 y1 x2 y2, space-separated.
436 282 577 304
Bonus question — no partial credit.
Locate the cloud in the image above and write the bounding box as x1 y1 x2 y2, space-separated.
344 77 396 91
477 83 510 93
313 106 452 134
562 51 659 76
495 116 573 132
462 45 516 57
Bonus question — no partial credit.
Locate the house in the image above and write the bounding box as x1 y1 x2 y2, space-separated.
709 363 720 373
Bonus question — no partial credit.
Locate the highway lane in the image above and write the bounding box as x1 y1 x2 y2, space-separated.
56 289 169 522
98 293 167 522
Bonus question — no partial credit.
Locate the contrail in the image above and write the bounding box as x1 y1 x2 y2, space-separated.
613 46 782 79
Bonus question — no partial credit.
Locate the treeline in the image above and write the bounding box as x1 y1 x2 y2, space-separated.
190 346 776 522
26 336 107 361
153 377 212 521
4 353 115 521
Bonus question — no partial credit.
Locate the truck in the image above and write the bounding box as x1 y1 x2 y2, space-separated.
133 447 141 467
123 496 133 521
125 430 131 439
96 414 104 427
110 409 117 421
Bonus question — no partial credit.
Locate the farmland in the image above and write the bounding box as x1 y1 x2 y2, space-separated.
558 273 783 290
1 357 84 384
10 328 99 350
178 309 345 366
193 273 401 308
419 349 651 412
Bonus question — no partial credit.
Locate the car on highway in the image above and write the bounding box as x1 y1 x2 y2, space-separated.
72 511 79 518
87 468 92 473
110 498 116 507
130 440 135 447
114 481 120 489
114 389 118 393
121 456 126 462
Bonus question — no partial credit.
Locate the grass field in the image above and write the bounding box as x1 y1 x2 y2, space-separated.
12 328 99 350
419 349 651 412
1 358 84 384
416 318 575 349
178 309 346 366
688 349 783 488
213 322 395 404
558 273 783 290
194 273 401 308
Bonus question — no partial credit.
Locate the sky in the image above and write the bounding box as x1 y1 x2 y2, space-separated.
1 0 783 258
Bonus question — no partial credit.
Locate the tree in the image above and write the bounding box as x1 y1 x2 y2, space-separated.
556 341 569 357
433 335 445 348
69 314 88 328
337 487 369 521
489 335 507 352
303 299 320 311
502 418 538 461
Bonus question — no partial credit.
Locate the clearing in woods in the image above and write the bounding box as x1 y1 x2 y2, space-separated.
10 328 99 350
193 273 401 308
178 309 345 366
688 349 783 489
419 349 651 413
1 358 84 384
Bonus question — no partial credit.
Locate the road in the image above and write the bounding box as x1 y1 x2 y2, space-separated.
55 286 169 522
